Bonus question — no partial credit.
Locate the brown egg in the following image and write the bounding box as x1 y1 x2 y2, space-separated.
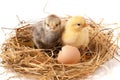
57 45 81 64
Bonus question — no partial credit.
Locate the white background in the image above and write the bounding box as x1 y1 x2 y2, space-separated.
0 0 120 80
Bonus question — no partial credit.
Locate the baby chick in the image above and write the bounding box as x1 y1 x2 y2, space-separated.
32 14 62 49
62 16 89 50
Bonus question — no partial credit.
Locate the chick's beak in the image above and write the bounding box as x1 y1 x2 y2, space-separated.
50 26 55 30
83 23 87 27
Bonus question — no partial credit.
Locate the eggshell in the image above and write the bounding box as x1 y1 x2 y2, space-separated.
57 45 80 64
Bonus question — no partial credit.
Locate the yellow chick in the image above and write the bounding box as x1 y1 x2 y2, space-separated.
62 16 89 50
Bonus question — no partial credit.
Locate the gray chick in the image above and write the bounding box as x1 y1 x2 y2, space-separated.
32 14 62 49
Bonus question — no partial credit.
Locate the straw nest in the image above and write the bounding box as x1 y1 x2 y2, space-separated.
0 17 119 80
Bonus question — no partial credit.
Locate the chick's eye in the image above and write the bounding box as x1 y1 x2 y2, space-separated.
77 24 81 26
56 24 58 26
47 24 49 26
